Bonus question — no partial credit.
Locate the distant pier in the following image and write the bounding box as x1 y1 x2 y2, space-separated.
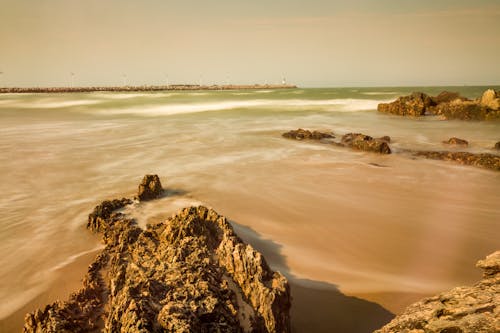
0 84 297 94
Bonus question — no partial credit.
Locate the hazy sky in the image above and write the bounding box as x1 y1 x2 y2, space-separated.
1 0 500 87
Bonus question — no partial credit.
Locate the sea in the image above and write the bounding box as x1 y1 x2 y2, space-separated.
0 86 499 331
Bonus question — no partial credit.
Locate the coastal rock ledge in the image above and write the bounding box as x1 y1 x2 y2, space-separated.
23 176 291 333
375 251 500 333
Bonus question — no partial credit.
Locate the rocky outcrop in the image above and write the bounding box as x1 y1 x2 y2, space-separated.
413 151 500 172
495 142 500 150
341 133 391 154
282 128 334 140
282 129 391 154
137 174 163 201
375 251 500 333
377 92 436 117
378 90 500 120
480 89 500 110
24 176 291 333
442 138 468 146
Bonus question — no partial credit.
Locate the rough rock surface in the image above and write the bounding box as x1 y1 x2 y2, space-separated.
282 128 334 140
341 133 392 154
480 89 500 110
378 90 500 120
443 137 469 146
375 251 500 333
24 176 291 333
137 174 163 201
413 151 500 172
377 92 436 117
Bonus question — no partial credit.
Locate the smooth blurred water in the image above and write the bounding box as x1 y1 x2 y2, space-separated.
0 87 499 321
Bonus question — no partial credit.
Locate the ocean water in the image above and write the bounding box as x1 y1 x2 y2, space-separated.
0 87 499 327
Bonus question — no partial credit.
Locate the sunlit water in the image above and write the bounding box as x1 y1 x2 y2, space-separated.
0 87 499 322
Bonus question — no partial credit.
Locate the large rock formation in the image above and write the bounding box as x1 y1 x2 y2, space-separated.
375 251 500 333
378 90 500 120
24 176 291 333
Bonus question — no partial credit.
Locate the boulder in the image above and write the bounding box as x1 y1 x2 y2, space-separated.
378 92 436 117
378 89 500 120
442 137 468 146
495 141 500 150
138 174 163 201
480 89 500 110
341 133 391 154
24 177 291 333
282 128 334 140
375 251 500 333
432 91 467 104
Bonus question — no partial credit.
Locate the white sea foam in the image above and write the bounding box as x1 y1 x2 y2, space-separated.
96 98 389 117
14 99 102 109
361 91 398 95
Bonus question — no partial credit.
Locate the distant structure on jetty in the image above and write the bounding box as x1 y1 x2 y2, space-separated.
0 84 297 94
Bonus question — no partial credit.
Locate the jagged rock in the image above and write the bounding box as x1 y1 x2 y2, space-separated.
377 92 436 117
375 251 500 333
495 142 500 150
480 89 500 110
413 151 500 171
282 128 334 140
433 91 467 104
24 177 291 333
137 174 163 201
378 90 500 120
442 137 469 146
341 133 391 154
432 100 497 121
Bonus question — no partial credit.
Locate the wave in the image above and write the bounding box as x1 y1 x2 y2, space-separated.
10 99 102 109
96 98 389 117
361 91 398 95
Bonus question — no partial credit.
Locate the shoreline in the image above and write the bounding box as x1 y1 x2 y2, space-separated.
0 84 297 94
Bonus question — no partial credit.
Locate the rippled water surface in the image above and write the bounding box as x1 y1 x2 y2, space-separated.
0 87 499 326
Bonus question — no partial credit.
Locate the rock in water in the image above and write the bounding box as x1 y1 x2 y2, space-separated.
282 128 334 140
495 141 500 150
137 174 163 201
480 89 500 111
413 151 500 172
375 251 500 333
377 92 436 117
341 133 392 154
442 137 469 146
24 177 291 333
378 89 500 120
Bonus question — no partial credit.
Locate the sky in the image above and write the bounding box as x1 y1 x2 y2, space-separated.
1 0 500 87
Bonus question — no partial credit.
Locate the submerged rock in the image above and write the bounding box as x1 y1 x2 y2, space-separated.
137 174 163 201
341 133 391 154
413 151 500 171
282 128 334 140
375 251 500 333
24 176 291 333
442 137 469 146
378 89 500 120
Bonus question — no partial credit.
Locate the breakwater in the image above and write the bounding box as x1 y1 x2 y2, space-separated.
0 84 297 94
